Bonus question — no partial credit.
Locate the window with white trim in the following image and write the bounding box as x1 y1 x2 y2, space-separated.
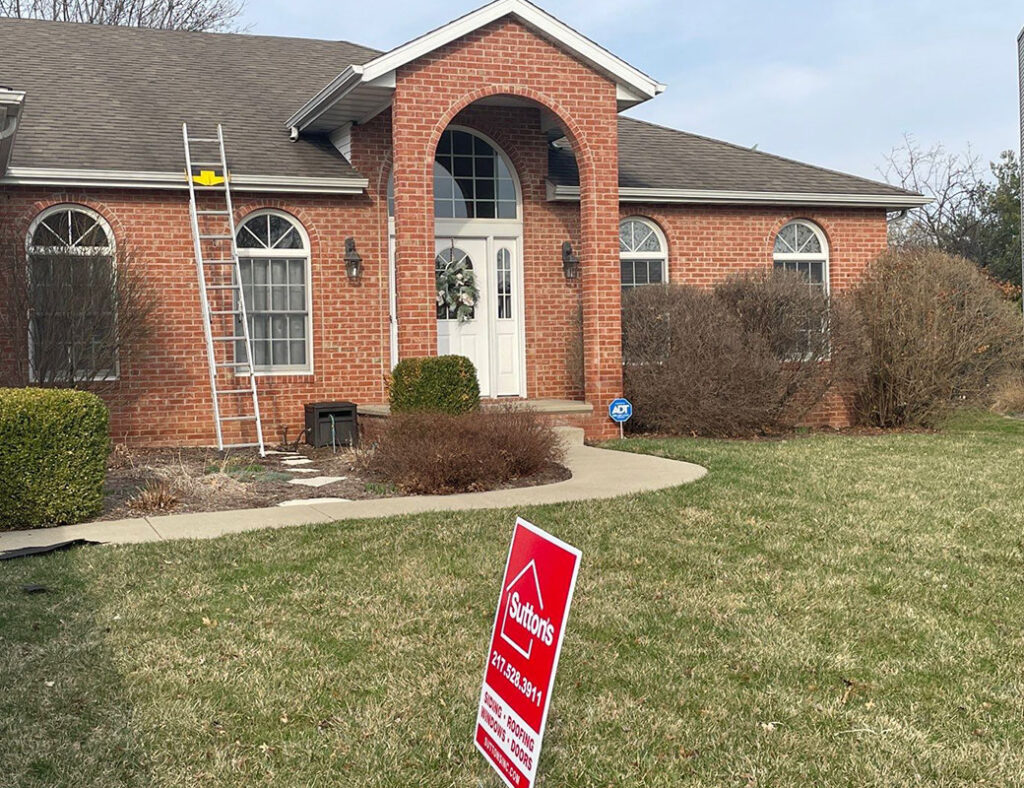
619 217 668 290
26 204 118 381
434 129 517 220
234 211 311 373
772 220 829 293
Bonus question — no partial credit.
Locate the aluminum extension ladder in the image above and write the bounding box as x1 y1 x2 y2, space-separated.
182 123 266 456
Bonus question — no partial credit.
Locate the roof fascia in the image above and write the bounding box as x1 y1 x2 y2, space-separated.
0 166 368 194
286 0 665 131
547 182 932 209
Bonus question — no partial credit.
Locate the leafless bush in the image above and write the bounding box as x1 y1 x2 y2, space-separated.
363 409 564 494
851 249 1023 427
0 228 158 397
622 272 853 436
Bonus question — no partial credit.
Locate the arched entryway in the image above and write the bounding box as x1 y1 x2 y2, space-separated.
388 126 525 397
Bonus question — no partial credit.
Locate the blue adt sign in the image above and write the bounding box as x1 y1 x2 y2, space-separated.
609 398 633 423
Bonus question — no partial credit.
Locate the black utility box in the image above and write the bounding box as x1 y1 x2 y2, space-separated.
304 401 358 448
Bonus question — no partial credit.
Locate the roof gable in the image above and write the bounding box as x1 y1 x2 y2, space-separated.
286 0 665 133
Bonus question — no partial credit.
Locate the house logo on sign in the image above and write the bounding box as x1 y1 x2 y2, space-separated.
500 559 555 660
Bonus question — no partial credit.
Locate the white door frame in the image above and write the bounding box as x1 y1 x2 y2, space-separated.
387 125 527 397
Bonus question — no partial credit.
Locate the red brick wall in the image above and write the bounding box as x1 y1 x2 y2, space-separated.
390 16 622 439
0 18 890 446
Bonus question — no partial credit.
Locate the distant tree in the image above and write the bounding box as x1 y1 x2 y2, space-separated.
882 136 1022 289
0 0 245 32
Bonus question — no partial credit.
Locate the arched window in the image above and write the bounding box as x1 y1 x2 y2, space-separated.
434 129 517 220
235 210 311 373
773 220 829 293
26 204 117 381
619 217 668 290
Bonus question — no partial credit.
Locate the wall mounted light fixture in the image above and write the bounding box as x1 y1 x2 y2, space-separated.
344 237 363 281
561 241 580 280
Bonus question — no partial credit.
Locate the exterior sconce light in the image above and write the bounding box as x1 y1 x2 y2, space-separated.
561 241 580 280
344 237 363 281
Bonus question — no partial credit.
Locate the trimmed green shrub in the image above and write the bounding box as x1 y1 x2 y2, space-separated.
390 355 480 415
0 388 110 529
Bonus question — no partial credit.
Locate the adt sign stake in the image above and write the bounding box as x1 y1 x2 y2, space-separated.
609 397 632 438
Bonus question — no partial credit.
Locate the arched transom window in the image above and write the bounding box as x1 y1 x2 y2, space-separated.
234 211 311 373
619 217 668 290
26 204 117 381
434 129 517 220
773 220 829 293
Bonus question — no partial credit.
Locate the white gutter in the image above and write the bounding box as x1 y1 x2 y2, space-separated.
0 166 369 195
0 88 26 176
546 182 931 209
285 65 364 133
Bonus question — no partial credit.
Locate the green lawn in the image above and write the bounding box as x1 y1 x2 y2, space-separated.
2 412 1023 787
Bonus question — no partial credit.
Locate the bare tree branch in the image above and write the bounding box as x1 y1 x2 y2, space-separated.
0 0 245 32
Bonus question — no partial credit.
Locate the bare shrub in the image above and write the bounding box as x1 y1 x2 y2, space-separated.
363 409 564 494
0 0 245 31
851 249 1023 427
622 272 850 437
0 225 158 397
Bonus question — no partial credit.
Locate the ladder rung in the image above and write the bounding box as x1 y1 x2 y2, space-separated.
220 415 258 422
210 310 241 316
206 284 240 290
212 336 245 342
200 234 233 240
192 161 223 167
188 137 221 143
197 210 231 216
203 260 236 265
216 361 250 368
218 389 252 395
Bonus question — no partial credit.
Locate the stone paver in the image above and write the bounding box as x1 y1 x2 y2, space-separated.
281 458 314 466
278 497 351 507
0 429 707 549
288 476 347 488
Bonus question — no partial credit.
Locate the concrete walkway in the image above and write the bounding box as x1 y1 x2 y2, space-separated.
0 429 706 551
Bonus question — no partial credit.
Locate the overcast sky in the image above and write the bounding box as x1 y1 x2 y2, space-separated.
239 0 1022 183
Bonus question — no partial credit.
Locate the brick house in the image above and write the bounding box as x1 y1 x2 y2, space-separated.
0 0 926 445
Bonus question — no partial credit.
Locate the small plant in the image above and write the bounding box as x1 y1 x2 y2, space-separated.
127 481 179 513
364 408 563 494
389 355 480 415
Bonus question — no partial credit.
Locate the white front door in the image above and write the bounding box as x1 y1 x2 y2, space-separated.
434 236 524 398
436 237 492 395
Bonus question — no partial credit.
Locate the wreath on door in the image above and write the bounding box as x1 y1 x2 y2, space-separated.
436 250 479 323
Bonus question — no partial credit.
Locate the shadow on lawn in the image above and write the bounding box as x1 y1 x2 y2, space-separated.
0 546 152 787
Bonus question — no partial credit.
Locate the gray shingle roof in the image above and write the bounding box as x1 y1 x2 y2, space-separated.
0 18 919 203
0 18 380 178
550 116 917 199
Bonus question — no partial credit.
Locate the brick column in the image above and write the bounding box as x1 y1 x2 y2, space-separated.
391 91 437 361
577 113 622 440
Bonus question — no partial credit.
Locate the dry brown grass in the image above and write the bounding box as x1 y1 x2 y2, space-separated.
991 372 1024 415
126 481 179 514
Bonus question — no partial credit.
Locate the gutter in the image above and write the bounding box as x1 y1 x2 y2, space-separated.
546 182 931 210
0 88 26 177
0 166 369 195
285 65 364 133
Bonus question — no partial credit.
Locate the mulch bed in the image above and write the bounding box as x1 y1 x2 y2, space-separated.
99 442 569 521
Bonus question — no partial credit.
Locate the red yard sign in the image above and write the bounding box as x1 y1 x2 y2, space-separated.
475 517 582 788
